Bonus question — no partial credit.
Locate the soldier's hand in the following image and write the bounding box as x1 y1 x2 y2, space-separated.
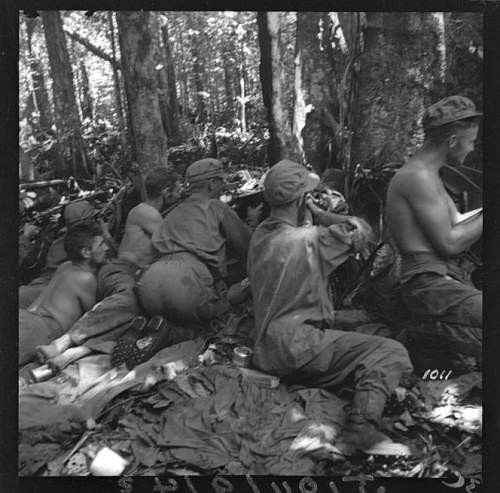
246 203 263 229
346 216 374 259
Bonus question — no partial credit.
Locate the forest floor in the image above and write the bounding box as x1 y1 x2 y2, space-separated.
20 308 481 479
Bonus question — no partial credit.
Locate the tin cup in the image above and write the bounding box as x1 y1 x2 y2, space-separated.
232 346 253 368
29 364 55 383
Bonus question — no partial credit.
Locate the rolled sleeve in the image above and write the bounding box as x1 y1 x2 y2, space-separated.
317 223 354 275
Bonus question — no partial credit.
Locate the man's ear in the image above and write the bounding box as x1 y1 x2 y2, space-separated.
448 134 458 149
80 246 91 260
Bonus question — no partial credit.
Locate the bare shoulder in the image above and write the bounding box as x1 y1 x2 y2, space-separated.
128 203 161 223
67 265 97 289
389 161 437 197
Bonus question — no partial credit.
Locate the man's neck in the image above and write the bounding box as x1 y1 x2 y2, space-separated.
72 260 97 275
415 144 447 173
145 197 163 211
190 188 210 199
270 206 299 226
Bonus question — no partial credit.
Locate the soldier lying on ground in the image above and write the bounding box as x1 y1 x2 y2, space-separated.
19 200 115 309
386 95 482 368
19 223 108 365
36 167 177 362
248 160 413 456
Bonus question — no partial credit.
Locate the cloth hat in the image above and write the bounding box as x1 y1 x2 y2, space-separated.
64 200 96 226
422 95 482 130
186 158 227 184
263 160 320 206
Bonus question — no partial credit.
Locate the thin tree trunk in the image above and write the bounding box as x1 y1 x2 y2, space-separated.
257 12 294 165
188 12 207 123
64 28 121 69
239 63 246 133
116 11 169 172
108 12 127 147
41 10 89 178
79 60 93 122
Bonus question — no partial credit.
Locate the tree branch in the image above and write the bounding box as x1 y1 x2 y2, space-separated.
64 29 121 70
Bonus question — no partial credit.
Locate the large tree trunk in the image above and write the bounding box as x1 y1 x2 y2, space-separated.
257 12 295 165
188 13 208 123
25 17 53 133
41 11 89 178
161 18 181 143
292 12 340 174
351 12 440 168
116 11 169 172
152 13 181 144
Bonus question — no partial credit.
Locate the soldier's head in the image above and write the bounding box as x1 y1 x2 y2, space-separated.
145 166 181 206
263 160 320 215
186 159 227 198
64 223 108 267
423 95 481 165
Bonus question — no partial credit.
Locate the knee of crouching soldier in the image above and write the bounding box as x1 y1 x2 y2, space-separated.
382 338 412 369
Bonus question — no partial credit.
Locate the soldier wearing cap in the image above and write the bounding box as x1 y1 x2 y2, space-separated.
386 95 482 367
19 200 100 309
248 159 413 456
137 158 252 329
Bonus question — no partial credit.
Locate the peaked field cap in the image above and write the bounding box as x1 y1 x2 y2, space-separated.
64 200 95 226
264 160 320 206
422 95 482 130
186 158 227 183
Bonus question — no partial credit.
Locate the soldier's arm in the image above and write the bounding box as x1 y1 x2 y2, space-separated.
403 172 482 257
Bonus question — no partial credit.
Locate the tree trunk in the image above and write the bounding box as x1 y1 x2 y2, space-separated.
223 52 235 117
188 12 207 123
161 18 181 143
107 12 127 147
351 12 440 168
41 10 89 178
79 60 93 121
257 12 295 165
25 17 53 132
116 11 169 172
239 63 246 133
19 146 35 181
292 12 339 174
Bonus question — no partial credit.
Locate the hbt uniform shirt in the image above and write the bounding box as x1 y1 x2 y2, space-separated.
153 192 251 278
248 217 355 376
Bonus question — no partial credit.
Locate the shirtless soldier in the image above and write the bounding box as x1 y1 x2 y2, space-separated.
386 95 482 366
37 167 177 360
19 223 108 365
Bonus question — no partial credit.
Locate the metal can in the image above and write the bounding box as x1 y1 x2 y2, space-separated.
30 364 55 383
232 346 253 368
